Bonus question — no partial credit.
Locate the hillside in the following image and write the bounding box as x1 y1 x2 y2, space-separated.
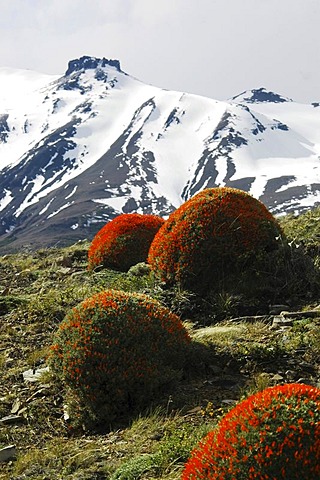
0 209 320 479
1 57 320 252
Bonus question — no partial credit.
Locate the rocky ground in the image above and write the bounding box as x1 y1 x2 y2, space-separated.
1 209 320 479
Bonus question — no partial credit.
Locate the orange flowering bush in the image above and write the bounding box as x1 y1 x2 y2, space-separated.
49 290 190 425
88 213 164 271
148 187 284 294
182 384 320 479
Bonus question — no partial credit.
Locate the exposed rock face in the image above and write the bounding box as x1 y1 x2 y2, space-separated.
232 87 292 104
0 57 320 252
65 56 122 76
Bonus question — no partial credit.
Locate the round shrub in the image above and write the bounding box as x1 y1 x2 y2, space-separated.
49 290 190 425
148 187 284 294
182 384 320 479
88 213 164 271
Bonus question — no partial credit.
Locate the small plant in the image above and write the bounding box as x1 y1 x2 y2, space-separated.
88 213 164 271
182 383 320 479
49 290 190 426
110 454 159 480
156 422 206 468
110 413 212 479
208 291 243 320
148 187 285 296
280 206 320 251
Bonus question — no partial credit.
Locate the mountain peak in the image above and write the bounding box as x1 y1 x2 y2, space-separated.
232 87 292 104
65 56 121 76
1 63 320 253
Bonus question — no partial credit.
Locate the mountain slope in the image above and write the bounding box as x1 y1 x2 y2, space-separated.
0 57 320 252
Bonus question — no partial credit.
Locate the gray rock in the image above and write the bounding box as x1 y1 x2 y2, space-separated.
221 399 237 405
22 366 49 383
11 398 21 414
270 373 284 383
0 415 24 425
271 316 293 329
0 445 17 463
57 267 72 275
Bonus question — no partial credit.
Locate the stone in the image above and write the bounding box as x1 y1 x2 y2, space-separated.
0 415 24 425
186 406 203 415
22 366 49 383
221 399 237 405
0 445 17 463
270 316 293 329
57 267 72 275
17 407 27 416
270 373 284 382
11 398 21 414
150 432 163 441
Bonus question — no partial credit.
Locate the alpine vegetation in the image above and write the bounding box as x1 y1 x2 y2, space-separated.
182 384 320 479
148 187 286 298
49 289 190 427
88 213 164 271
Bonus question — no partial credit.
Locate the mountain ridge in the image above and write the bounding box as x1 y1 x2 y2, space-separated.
0 56 320 252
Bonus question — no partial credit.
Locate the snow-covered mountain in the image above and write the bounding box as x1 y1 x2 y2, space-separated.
0 56 320 252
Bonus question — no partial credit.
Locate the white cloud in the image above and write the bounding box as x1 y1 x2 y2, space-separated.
130 0 183 25
0 0 319 103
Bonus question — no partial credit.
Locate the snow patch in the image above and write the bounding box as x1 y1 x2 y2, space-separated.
65 185 78 199
0 189 13 212
92 196 127 212
39 198 55 215
15 175 45 217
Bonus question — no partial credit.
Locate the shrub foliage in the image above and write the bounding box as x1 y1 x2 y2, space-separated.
182 383 320 479
88 213 164 271
148 187 285 294
49 290 190 425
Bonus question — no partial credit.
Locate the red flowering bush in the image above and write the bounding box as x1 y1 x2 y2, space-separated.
148 187 284 294
49 290 190 425
182 384 320 479
88 213 164 271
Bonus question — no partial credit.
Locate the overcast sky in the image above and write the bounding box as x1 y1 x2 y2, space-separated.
0 0 319 103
